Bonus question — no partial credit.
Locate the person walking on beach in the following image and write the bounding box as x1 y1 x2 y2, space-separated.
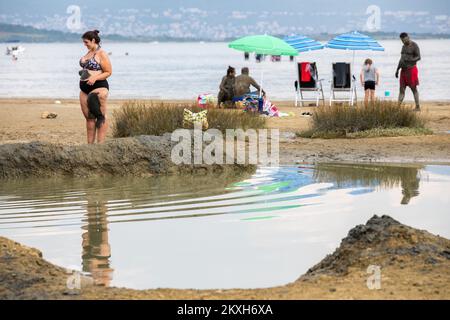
217 66 236 108
79 30 112 144
396 32 421 111
360 58 380 106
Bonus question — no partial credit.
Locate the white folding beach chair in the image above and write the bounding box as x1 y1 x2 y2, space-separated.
294 62 325 107
329 62 357 106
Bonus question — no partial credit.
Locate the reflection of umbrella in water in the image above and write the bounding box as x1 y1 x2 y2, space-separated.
228 35 298 97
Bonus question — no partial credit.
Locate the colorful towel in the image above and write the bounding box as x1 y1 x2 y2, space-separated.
301 62 311 82
241 94 261 113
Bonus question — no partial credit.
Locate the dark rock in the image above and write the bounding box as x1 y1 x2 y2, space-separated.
343 215 401 246
63 290 80 296
425 257 438 265
441 250 450 259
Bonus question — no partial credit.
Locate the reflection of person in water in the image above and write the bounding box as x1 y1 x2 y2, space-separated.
82 197 113 286
400 169 420 205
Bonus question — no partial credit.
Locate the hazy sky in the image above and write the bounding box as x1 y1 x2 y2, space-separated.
1 0 449 14
1 0 450 38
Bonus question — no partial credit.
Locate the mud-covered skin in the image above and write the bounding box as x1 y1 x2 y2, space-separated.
0 134 254 179
1 215 449 300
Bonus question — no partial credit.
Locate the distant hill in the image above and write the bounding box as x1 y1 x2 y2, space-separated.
0 23 131 43
1 23 449 43
0 23 225 43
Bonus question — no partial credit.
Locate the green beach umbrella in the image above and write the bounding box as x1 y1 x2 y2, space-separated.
228 35 299 56
228 35 298 97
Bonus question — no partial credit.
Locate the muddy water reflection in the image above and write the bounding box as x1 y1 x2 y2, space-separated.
0 164 449 290
313 163 422 204
82 196 112 287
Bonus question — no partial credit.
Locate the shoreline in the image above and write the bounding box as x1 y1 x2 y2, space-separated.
1 215 449 299
2 36 450 44
2 97 450 103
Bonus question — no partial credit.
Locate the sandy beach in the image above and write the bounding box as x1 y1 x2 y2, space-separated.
1 98 449 164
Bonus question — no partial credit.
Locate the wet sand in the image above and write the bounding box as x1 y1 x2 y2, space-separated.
1 98 449 164
1 215 449 300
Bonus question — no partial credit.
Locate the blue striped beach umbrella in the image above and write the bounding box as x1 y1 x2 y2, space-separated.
283 34 324 53
325 31 384 75
326 31 384 52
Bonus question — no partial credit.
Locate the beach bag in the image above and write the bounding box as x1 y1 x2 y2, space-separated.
262 99 280 117
268 105 280 117
183 109 209 130
197 94 216 108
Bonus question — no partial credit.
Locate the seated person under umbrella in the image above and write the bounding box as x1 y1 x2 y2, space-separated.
234 67 266 99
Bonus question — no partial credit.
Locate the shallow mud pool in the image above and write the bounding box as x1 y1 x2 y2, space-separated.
0 164 449 290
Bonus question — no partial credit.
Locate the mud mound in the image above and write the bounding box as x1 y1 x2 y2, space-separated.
305 215 450 277
0 237 68 299
0 134 254 179
1 215 449 299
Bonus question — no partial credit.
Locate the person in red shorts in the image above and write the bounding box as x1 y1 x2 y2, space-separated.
395 32 421 111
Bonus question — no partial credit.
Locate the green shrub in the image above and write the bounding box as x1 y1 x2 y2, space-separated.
298 101 428 138
112 101 266 138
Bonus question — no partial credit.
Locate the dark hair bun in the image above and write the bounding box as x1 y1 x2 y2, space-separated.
82 30 102 44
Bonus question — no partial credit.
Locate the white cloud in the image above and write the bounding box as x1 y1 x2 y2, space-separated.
231 11 247 19
384 11 429 19
435 15 448 21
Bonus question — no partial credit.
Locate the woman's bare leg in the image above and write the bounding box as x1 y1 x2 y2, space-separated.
91 88 109 143
370 90 375 104
80 91 96 144
364 90 369 106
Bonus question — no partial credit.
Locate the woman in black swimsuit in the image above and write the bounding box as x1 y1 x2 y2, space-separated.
79 30 112 144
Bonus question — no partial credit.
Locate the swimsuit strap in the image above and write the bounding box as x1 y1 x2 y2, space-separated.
85 45 101 61
93 45 101 57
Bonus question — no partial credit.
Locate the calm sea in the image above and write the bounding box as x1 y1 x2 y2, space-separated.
1 40 450 101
